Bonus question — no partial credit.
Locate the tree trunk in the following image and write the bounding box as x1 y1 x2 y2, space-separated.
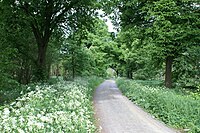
72 52 75 80
116 69 119 77
56 64 59 77
165 56 173 88
126 70 132 79
36 42 48 81
47 63 51 79
31 22 51 81
126 71 129 79
130 70 133 79
24 62 31 84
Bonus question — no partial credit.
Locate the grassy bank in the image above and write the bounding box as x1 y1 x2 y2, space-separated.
117 78 200 133
0 76 103 132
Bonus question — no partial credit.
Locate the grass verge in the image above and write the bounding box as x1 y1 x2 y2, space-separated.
116 78 200 133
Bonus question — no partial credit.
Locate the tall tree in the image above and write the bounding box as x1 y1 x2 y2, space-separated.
144 0 200 87
102 0 156 79
102 0 199 88
115 29 158 79
61 31 91 79
85 19 118 76
13 0 97 80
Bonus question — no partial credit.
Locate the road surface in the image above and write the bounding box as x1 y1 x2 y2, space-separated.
93 80 179 133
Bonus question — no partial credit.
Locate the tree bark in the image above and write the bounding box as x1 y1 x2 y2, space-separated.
72 52 75 80
30 22 51 81
36 42 48 81
116 69 119 77
126 70 132 79
165 56 173 88
56 64 59 77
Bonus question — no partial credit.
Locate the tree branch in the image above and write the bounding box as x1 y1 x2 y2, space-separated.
51 0 79 29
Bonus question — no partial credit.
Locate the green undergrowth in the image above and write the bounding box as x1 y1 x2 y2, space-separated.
0 84 37 106
117 78 200 133
0 76 103 132
0 77 62 105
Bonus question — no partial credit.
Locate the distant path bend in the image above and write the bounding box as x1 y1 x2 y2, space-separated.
93 80 179 133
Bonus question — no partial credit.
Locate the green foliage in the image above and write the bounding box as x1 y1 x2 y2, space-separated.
1 0 99 84
103 0 199 88
134 80 163 87
5 0 100 81
60 18 117 78
143 0 200 87
144 0 199 56
83 76 104 98
106 68 117 78
0 77 103 132
0 85 21 105
0 1 37 90
117 78 200 133
115 29 160 79
61 31 93 79
174 46 200 89
0 83 37 105
85 19 118 76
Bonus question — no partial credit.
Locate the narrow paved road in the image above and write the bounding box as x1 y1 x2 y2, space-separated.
93 80 179 133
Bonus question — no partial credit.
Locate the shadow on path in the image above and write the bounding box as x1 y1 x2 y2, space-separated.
93 80 179 133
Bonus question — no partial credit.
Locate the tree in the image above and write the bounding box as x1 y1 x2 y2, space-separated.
102 0 199 88
173 46 200 89
61 32 92 79
144 0 200 87
12 0 97 80
115 29 158 79
101 0 157 79
0 0 37 88
85 18 118 76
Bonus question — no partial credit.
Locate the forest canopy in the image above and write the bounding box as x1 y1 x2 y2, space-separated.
0 0 199 91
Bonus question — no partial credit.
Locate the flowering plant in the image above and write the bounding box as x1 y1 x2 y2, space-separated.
0 78 100 133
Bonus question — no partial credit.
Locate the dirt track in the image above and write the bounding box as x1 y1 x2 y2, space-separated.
93 80 179 133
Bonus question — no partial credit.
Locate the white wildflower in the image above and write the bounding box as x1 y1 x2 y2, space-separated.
40 116 52 123
17 128 25 133
19 116 25 124
35 122 44 129
3 108 10 116
37 114 42 118
11 117 17 128
16 102 22 107
10 102 16 106
27 86 31 90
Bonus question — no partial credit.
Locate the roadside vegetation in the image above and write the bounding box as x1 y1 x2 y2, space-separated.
0 77 103 132
0 0 199 132
117 78 200 133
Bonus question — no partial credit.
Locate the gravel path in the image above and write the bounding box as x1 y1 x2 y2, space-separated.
93 80 179 133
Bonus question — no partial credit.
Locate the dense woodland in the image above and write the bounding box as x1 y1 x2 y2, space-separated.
1 0 199 90
0 0 200 132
